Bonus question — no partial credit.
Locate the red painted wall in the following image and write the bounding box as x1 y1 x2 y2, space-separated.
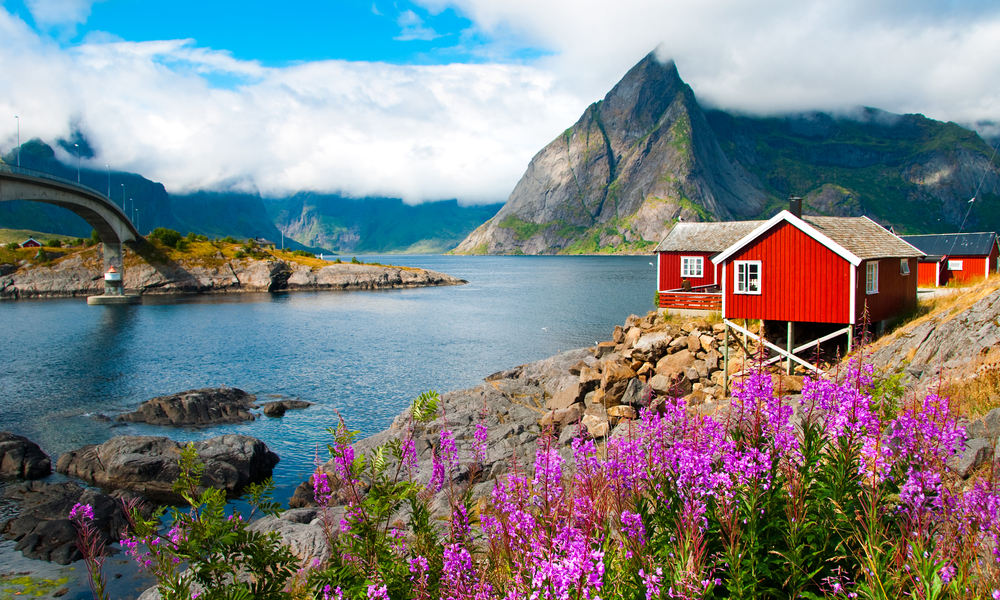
916 261 938 287
658 251 717 290
723 222 852 324
939 256 988 286
855 258 918 323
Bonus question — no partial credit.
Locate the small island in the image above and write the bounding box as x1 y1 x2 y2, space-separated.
0 230 466 300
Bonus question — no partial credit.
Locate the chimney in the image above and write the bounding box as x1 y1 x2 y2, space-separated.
789 195 802 219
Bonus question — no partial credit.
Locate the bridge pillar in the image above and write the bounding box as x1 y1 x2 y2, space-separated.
103 242 123 296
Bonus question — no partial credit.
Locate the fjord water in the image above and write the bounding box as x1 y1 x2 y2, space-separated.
0 255 655 504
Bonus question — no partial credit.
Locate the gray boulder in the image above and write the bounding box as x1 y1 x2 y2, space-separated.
967 408 1000 441
117 387 258 427
56 434 279 504
1 481 143 564
0 432 51 480
261 399 313 418
949 438 994 479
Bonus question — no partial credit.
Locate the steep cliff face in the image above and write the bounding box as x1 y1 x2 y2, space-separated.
457 55 1000 255
454 55 768 255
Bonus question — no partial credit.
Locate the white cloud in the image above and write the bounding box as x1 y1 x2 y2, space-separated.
0 8 583 203
424 0 1000 125
24 0 102 36
3 2 1000 205
394 10 443 41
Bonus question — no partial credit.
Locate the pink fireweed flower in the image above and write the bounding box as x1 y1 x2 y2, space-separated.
430 428 459 492
531 440 564 506
620 511 645 544
313 471 333 507
639 567 663 600
472 421 489 463
69 503 94 522
366 583 388 600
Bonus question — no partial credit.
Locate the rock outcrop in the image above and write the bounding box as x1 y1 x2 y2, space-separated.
56 435 279 504
117 387 258 426
0 250 465 300
1 481 143 564
454 54 767 255
261 399 312 417
0 432 51 479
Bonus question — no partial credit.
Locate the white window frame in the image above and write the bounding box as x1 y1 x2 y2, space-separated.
866 261 879 295
948 259 963 271
734 260 762 295
681 256 704 278
900 259 910 275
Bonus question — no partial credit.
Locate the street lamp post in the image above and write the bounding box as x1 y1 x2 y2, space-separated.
74 143 80 182
129 198 134 223
14 116 19 167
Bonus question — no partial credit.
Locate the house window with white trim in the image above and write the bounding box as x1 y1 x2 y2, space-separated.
734 261 761 294
866 261 879 294
948 259 963 271
900 259 910 275
681 256 704 278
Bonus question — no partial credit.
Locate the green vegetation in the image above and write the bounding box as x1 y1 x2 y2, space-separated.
148 228 183 249
497 215 549 242
0 573 70 599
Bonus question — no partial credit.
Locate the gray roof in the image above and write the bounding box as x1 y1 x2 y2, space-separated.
899 232 997 257
654 221 766 253
656 214 924 261
802 216 925 260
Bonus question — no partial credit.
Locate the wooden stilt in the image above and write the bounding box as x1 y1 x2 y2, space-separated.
786 321 794 375
847 324 853 354
723 323 730 397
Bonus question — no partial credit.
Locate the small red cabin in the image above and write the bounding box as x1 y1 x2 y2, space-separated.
20 238 41 248
654 221 764 312
899 232 999 287
712 211 924 326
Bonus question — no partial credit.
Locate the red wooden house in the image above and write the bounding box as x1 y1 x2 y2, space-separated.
654 220 764 312
20 237 41 248
709 209 923 373
898 232 999 287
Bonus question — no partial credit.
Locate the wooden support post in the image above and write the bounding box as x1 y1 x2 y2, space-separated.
786 321 794 375
723 323 730 397
847 324 853 354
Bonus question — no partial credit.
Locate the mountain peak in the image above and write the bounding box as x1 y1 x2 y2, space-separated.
599 53 689 155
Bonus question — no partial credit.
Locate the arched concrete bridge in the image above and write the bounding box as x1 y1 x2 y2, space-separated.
0 164 140 287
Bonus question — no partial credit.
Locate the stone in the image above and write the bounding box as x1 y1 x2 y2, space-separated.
547 383 584 410
699 335 716 352
655 349 695 377
648 374 673 394
948 438 993 478
669 336 688 348
636 363 654 377
612 325 625 344
687 334 702 352
684 366 700 382
0 432 51 480
712 323 726 333
631 332 672 361
117 387 257 426
601 361 637 390
248 511 336 566
607 405 637 420
693 360 709 378
967 408 1000 441
568 360 588 375
56 434 280 504
624 327 642 349
538 404 583 429
586 388 606 407
620 378 653 407
585 419 610 439
705 354 719 371
261 399 313 418
583 404 607 420
579 365 603 387
595 341 617 359
604 380 630 406
686 390 708 406
771 374 804 393
2 481 147 564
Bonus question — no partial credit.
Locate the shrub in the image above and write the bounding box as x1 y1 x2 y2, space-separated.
350 256 360 265
149 228 182 249
334 258 342 264
221 236 238 244
234 250 247 259
74 238 84 247
291 250 314 258
91 229 101 244
185 232 197 242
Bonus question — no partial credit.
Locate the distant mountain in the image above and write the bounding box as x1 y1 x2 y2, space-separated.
0 142 500 254
454 53 1000 255
266 194 502 254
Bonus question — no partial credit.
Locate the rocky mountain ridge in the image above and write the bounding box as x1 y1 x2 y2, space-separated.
455 53 1000 255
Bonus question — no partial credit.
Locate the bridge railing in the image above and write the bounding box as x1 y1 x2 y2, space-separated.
0 162 113 202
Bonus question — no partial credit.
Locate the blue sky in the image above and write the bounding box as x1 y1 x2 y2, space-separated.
1 1 1000 202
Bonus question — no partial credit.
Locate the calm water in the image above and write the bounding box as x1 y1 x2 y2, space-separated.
0 255 656 505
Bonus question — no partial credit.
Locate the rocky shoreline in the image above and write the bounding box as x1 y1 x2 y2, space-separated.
0 249 466 300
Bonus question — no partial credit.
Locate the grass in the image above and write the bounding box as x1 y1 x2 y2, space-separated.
0 228 79 245
0 573 70 599
941 346 1000 419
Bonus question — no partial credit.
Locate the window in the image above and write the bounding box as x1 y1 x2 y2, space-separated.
900 259 910 275
681 256 703 278
948 259 963 271
734 261 761 294
866 261 879 294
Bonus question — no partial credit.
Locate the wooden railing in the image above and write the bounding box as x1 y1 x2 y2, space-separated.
658 285 722 311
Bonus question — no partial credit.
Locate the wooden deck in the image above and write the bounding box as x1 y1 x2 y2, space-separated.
658 285 722 311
